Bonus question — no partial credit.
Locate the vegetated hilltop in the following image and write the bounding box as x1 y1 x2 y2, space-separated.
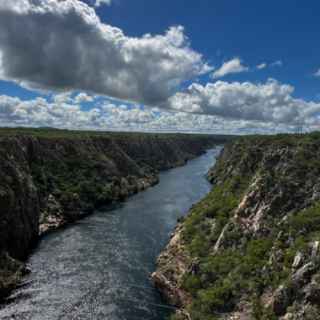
153 132 320 319
0 127 231 301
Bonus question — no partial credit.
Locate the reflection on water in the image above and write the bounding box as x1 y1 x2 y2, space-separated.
0 148 222 320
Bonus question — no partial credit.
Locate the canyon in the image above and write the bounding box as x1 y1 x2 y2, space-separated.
153 132 320 319
0 128 228 302
2 129 320 320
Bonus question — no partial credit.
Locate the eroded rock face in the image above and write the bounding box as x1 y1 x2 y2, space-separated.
0 137 40 261
154 134 320 319
272 285 294 316
0 252 25 301
0 131 225 300
152 225 193 308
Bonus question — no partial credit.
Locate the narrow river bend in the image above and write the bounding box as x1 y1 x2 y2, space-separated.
0 148 221 320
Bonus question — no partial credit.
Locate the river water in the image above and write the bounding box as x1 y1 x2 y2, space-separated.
0 148 221 320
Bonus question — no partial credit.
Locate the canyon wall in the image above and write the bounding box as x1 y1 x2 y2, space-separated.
153 133 320 320
0 129 228 300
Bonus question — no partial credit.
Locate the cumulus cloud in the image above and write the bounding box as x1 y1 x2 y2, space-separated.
94 0 111 7
0 95 83 128
0 1 318 133
0 93 307 134
168 79 320 126
0 0 210 107
212 58 249 79
52 92 73 104
257 63 267 70
3 78 318 132
51 91 95 104
0 94 218 132
74 92 94 104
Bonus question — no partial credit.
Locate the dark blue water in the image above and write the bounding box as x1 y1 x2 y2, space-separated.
0 148 221 320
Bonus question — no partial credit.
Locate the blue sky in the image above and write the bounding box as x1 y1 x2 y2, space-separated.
0 0 319 133
4 0 320 100
94 0 320 100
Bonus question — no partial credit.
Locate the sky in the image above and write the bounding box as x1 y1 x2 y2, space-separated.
0 0 320 134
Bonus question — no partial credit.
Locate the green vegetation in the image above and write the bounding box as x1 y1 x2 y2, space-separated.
0 127 236 302
0 127 231 221
173 132 320 319
289 202 320 235
182 177 248 257
30 154 116 215
182 236 275 318
236 131 320 146
280 203 320 268
0 126 233 141
180 176 258 318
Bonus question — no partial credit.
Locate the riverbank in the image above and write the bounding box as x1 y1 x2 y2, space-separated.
0 128 232 302
0 148 222 320
153 132 320 319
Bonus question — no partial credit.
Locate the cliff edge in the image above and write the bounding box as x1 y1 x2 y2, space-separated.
153 132 320 319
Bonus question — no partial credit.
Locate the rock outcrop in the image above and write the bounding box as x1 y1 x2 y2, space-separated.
153 133 320 319
0 129 228 301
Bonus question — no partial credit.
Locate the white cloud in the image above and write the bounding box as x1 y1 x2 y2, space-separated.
257 63 267 70
314 69 320 77
51 92 95 104
0 1 318 134
74 92 94 104
168 79 320 126
0 91 318 134
212 58 249 79
95 0 112 7
0 0 211 107
271 60 283 67
0 94 220 132
52 92 73 104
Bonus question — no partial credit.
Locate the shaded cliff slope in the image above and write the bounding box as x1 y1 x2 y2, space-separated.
0 128 230 300
153 132 320 320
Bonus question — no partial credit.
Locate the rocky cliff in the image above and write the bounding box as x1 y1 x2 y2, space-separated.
153 132 320 319
0 128 228 301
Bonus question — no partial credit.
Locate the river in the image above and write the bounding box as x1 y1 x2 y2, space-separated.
0 147 221 320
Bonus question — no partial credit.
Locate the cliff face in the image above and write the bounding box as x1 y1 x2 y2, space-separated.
0 130 227 301
153 133 320 320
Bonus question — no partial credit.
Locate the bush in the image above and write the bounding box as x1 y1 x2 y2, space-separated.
289 203 320 234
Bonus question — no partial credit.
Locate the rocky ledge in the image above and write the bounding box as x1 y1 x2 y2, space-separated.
0 128 229 301
153 132 320 320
